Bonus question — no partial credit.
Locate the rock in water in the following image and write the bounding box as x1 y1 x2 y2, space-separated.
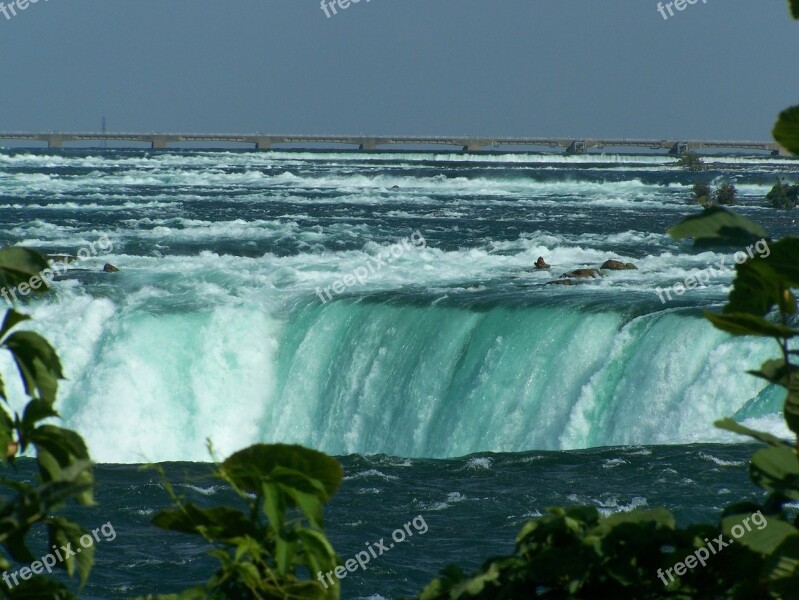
103 263 120 273
535 256 551 270
561 268 604 279
601 259 637 270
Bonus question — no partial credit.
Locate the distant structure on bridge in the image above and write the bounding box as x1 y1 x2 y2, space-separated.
0 132 789 156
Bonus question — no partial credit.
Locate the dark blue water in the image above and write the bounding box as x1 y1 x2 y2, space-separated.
10 444 749 599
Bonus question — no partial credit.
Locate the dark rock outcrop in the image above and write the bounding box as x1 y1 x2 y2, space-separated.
535 256 551 270
601 260 638 270
561 268 604 279
103 263 120 273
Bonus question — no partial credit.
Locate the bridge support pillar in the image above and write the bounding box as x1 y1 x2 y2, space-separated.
48 137 63 149
669 142 689 156
359 140 377 152
151 138 169 150
565 140 586 154
463 142 482 152
256 137 272 151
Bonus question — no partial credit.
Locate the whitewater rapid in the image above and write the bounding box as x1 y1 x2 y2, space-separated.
0 149 794 462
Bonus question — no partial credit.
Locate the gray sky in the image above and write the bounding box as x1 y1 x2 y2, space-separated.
1 0 797 140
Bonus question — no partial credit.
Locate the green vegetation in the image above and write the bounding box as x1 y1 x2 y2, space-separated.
714 183 738 206
0 248 95 599
691 181 712 205
137 444 342 600
676 152 705 172
691 182 737 206
767 179 799 210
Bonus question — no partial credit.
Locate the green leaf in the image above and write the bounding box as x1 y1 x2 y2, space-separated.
715 418 792 447
151 504 256 540
222 444 343 499
774 106 799 156
452 561 502 597
598 508 676 531
261 481 287 534
0 406 14 463
705 312 799 338
787 381 799 439
722 513 798 554
4 331 64 405
294 528 340 598
0 310 30 340
756 238 799 289
750 361 799 436
704 312 799 338
0 248 50 297
274 534 296 577
749 360 791 386
0 311 31 403
763 535 799 594
712 239 799 320
6 574 78 599
28 426 93 505
47 517 95 586
791 0 799 19
21 398 60 434
750 446 799 499
273 468 328 528
668 207 768 246
725 262 785 317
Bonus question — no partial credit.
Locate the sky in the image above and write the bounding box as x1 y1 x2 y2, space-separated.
0 0 798 140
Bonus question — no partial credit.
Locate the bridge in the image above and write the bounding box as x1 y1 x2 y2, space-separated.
0 132 788 155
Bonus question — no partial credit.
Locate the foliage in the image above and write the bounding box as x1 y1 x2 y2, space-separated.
414 507 768 599
714 183 738 206
668 206 767 247
767 179 799 210
0 248 96 599
676 152 705 172
691 181 712 205
775 105 799 154
690 182 737 207
137 443 343 600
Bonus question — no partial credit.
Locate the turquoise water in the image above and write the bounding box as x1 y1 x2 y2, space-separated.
0 148 796 597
